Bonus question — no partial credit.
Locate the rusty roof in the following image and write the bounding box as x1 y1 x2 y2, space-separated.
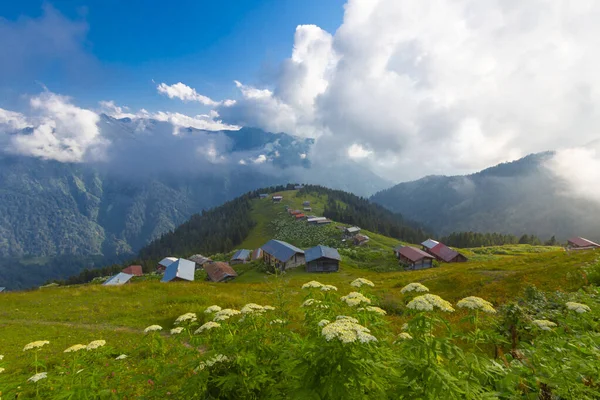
395 246 434 262
122 265 143 276
428 243 464 262
204 262 238 282
568 237 600 248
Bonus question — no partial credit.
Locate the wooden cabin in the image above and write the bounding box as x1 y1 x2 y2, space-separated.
567 237 600 250
305 245 341 273
204 262 238 282
426 243 468 263
394 246 435 270
261 239 305 271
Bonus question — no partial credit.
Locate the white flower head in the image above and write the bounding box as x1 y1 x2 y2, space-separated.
241 303 265 314
170 327 184 335
196 354 229 371
28 372 48 383
397 332 413 340
204 305 222 314
336 315 359 323
320 284 338 292
566 302 591 313
213 308 241 321
350 278 374 288
407 294 455 312
0 355 3 360
321 319 377 344
318 319 330 327
270 319 286 325
0 367 5 374
195 321 221 334
175 312 197 324
302 281 323 289
360 306 387 315
64 344 87 353
456 296 496 314
302 298 321 307
144 325 163 333
340 292 371 307
263 305 275 311
115 354 128 360
86 340 106 351
23 340 50 352
532 319 557 331
400 283 429 294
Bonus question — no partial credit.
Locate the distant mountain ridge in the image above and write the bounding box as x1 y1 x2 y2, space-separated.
370 152 600 241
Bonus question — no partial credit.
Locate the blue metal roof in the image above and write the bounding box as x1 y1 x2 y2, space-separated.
231 249 251 261
261 239 304 262
103 272 134 286
305 245 341 263
0 287 5 292
161 258 195 282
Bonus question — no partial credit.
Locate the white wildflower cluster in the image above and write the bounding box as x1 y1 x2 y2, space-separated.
407 294 455 312
270 319 286 325
396 332 413 340
241 303 274 314
336 315 359 323
28 372 47 383
350 278 375 288
340 292 371 307
302 281 323 289
195 321 221 333
196 354 229 371
320 285 338 292
318 319 330 327
170 327 184 335
0 354 4 360
532 320 557 331
213 308 242 321
456 296 496 314
204 305 222 314
86 340 106 351
566 302 591 313
302 299 320 307
358 306 387 315
0 367 5 374
175 312 197 324
64 344 86 353
400 282 429 294
144 325 163 333
115 354 128 360
23 340 50 351
321 318 377 344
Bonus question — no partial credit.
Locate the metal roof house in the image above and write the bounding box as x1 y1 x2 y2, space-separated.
251 248 263 261
122 265 143 276
394 245 435 270
567 237 600 250
157 257 178 272
427 243 468 263
0 287 5 293
230 249 251 265
272 195 283 203
259 193 269 199
353 234 370 246
261 239 305 271
204 262 238 282
189 254 212 269
303 201 310 206
307 216 328 224
305 245 341 273
161 258 195 282
344 226 361 237
421 239 440 251
103 272 134 286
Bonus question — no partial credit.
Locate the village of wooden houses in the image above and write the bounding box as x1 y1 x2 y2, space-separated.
102 192 600 288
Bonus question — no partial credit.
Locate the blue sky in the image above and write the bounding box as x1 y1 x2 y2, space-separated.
0 0 345 112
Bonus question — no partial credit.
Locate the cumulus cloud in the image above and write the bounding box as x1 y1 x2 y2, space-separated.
0 108 29 130
157 82 222 106
546 143 600 204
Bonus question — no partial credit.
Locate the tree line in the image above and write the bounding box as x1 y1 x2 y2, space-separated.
440 231 560 248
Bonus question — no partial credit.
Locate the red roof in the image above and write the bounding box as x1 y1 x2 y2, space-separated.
204 262 238 282
396 246 434 262
122 265 143 276
290 210 301 215
295 213 305 219
568 237 600 248
428 243 465 262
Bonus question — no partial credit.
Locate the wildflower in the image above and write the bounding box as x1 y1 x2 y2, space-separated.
456 296 496 314
64 344 87 353
28 372 48 383
302 298 321 307
336 315 359 323
397 332 413 340
318 319 330 327
350 278 375 288
270 319 285 325
321 318 377 344
144 325 163 333
195 321 221 333
532 320 557 331
241 303 265 314
321 284 338 292
213 308 241 321
566 302 591 313
401 323 409 331
115 354 128 360
175 312 197 324
23 340 50 351
0 367 5 374
407 294 455 312
359 306 387 315
86 340 106 350
195 354 229 371
263 305 276 311
302 281 323 289
400 282 429 294
204 305 222 314
0 355 3 360
170 327 184 335
340 292 371 307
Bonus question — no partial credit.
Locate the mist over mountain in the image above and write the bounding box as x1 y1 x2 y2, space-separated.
371 152 600 242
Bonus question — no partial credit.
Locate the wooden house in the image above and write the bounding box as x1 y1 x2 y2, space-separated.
421 239 440 252
394 246 435 270
204 262 238 282
344 226 361 238
307 216 327 225
0 287 6 293
303 207 312 212
103 272 134 286
189 254 212 269
122 265 143 276
259 193 268 199
567 237 600 250
230 249 251 265
251 248 263 261
353 234 370 246
294 213 306 220
303 201 310 207
161 259 195 282
272 195 283 203
261 239 305 271
157 257 178 273
305 245 341 273
427 243 468 263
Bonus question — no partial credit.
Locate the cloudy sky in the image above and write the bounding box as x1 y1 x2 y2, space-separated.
1 0 599 188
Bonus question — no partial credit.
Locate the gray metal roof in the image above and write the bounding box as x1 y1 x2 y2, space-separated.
158 257 178 267
161 258 195 282
261 239 304 262
421 239 440 249
0 287 5 292
305 245 342 263
346 226 361 233
103 272 134 286
231 249 251 261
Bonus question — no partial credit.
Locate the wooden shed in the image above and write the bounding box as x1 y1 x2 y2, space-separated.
261 239 305 271
230 249 251 265
305 245 341 273
394 246 435 270
204 262 238 282
122 265 143 276
427 243 468 263
567 237 600 250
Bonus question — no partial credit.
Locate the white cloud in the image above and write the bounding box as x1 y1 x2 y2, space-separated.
546 143 600 204
0 108 29 130
253 154 267 164
347 143 372 159
157 82 222 106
